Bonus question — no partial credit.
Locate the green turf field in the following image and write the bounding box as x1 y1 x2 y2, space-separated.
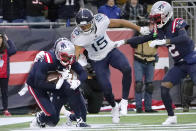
0 109 196 131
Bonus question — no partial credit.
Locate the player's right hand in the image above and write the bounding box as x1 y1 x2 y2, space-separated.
18 83 28 96
114 40 125 47
56 77 64 89
34 51 46 62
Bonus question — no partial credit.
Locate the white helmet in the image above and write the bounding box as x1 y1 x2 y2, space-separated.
54 37 75 67
150 1 173 28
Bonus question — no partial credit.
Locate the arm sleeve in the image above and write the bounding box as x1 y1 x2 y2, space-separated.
34 62 57 91
72 62 87 83
126 33 155 48
170 29 190 45
7 40 17 56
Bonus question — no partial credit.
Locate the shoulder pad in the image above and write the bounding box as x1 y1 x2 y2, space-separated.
172 18 187 33
71 27 81 42
94 13 108 23
44 52 53 63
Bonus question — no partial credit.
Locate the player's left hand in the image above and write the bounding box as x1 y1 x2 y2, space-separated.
114 40 125 47
68 79 81 90
140 26 151 35
149 39 167 48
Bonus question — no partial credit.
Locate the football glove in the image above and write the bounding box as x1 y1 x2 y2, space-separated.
59 69 72 80
149 39 167 48
114 40 125 48
18 83 28 96
56 77 64 89
34 51 46 62
140 26 151 35
68 79 81 90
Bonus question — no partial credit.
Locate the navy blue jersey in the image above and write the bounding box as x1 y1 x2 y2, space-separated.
27 50 87 91
157 18 195 63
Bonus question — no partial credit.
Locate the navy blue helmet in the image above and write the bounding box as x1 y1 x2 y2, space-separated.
75 8 95 34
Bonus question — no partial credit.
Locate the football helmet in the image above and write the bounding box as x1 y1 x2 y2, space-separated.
149 1 173 28
54 38 75 67
75 8 95 34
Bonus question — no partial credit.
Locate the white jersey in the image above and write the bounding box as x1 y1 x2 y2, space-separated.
71 13 116 61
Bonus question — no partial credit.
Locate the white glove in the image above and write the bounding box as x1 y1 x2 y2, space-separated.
18 83 28 96
59 69 72 80
149 39 167 48
34 51 46 62
140 26 151 35
68 79 81 90
114 40 125 48
56 77 64 89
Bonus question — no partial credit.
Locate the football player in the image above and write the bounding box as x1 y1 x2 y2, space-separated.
71 8 151 123
146 1 196 125
27 38 89 127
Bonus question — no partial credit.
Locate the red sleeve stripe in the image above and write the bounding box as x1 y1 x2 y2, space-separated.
172 18 183 33
45 53 53 63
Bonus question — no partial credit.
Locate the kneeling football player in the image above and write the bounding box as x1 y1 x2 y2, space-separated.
27 37 89 128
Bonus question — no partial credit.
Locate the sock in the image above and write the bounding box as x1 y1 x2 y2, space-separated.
161 86 174 116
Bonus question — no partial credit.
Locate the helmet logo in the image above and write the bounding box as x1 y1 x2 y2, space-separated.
158 2 167 10
60 42 67 49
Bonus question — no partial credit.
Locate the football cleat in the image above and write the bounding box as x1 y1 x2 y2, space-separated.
162 116 177 125
76 118 90 127
111 102 120 123
30 112 45 128
119 99 128 116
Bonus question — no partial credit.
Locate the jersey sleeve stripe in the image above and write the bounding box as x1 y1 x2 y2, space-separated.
172 18 183 33
28 86 51 116
45 52 53 63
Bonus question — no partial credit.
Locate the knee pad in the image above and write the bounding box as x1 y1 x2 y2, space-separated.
135 81 143 93
183 78 194 96
145 82 154 94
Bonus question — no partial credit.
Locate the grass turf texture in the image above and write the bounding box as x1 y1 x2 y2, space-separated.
0 109 196 131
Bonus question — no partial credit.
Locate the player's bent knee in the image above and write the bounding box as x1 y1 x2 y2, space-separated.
145 82 154 94
135 81 143 93
161 82 173 88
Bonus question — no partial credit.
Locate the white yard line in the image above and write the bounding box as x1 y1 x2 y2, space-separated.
11 123 196 131
0 112 196 126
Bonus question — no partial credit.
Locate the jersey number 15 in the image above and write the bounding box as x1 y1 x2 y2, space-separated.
92 36 108 51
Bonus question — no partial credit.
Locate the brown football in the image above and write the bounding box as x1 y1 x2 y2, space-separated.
46 71 61 83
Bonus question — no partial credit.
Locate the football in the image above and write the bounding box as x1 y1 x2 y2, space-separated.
46 71 61 83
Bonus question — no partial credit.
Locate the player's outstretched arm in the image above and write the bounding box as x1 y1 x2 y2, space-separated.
126 33 155 48
109 19 140 31
108 19 150 35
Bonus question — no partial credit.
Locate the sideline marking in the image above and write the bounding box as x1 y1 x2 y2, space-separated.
0 112 196 126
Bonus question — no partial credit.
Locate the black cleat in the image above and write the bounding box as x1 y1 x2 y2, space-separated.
76 122 91 127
